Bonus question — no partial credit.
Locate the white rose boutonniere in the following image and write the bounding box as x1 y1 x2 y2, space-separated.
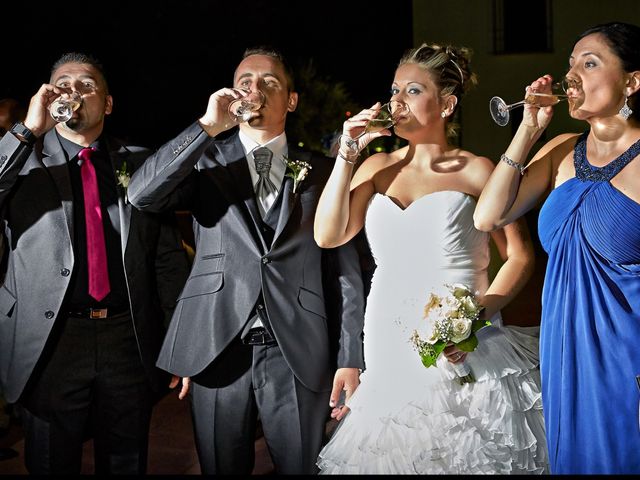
116 161 131 201
116 161 131 189
283 155 312 194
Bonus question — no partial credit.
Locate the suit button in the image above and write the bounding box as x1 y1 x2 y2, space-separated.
0 155 6 161
45 311 55 319
262 257 270 264
60 268 70 276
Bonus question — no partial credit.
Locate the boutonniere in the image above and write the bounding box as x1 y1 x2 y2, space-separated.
116 161 131 202
116 161 131 190
283 156 312 194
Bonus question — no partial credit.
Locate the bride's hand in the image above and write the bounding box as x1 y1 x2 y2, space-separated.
329 367 361 421
338 103 391 155
443 344 468 364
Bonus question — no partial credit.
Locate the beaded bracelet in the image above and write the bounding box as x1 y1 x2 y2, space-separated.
500 153 524 175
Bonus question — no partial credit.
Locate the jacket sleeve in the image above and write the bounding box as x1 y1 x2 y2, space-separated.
127 122 213 213
322 232 368 371
154 211 192 328
0 134 37 209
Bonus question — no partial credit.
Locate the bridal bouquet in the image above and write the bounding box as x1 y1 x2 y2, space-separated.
410 283 489 384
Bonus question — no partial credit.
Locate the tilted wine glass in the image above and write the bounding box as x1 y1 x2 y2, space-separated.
342 100 410 155
49 91 83 123
489 76 580 126
228 89 266 123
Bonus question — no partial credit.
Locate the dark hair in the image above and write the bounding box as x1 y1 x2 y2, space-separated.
240 46 295 92
576 22 640 120
399 43 478 138
50 52 109 93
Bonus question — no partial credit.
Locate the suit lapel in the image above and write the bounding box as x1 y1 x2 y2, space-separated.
272 146 310 244
105 138 132 255
217 137 268 253
42 132 74 241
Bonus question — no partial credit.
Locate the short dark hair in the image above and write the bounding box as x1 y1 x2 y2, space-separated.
50 52 109 93
240 46 295 91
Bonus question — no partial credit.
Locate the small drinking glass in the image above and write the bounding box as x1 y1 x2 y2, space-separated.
343 100 410 155
49 91 83 123
489 77 580 126
228 90 266 123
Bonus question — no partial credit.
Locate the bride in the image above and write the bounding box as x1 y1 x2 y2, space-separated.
313 43 549 474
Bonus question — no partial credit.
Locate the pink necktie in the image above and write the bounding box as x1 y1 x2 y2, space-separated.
78 147 111 301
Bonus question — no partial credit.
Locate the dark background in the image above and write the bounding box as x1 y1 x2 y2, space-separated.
2 0 414 149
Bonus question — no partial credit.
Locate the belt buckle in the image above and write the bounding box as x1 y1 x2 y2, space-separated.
89 308 108 319
243 328 275 346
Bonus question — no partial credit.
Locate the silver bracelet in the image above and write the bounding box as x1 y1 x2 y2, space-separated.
500 154 525 175
337 149 358 165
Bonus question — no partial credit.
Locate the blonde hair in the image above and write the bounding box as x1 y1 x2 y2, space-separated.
399 43 477 138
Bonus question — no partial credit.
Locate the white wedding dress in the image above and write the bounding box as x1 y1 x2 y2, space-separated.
317 191 549 474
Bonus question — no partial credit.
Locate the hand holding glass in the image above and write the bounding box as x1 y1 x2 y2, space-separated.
228 90 266 123
489 77 575 126
49 91 83 123
342 100 410 156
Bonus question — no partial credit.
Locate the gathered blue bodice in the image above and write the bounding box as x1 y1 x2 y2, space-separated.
537 131 640 474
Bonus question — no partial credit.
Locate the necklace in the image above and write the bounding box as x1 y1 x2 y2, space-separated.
574 131 640 182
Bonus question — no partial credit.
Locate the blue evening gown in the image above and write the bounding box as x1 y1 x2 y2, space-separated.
538 130 640 474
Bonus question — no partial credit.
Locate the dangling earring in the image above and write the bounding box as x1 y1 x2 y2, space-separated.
441 111 447 118
619 95 633 120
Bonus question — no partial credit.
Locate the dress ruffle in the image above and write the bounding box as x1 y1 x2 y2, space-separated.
317 325 549 475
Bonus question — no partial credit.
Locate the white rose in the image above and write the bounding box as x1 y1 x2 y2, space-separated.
460 296 479 316
450 317 473 343
419 317 440 344
450 283 471 299
118 174 130 188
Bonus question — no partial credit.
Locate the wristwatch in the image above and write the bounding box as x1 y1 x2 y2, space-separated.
10 122 37 145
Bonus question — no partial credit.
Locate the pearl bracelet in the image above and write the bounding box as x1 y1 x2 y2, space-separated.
500 154 524 175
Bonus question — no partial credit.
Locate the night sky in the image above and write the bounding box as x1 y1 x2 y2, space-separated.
3 1 414 149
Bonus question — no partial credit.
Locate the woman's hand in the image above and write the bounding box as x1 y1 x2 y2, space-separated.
337 103 392 160
522 75 555 131
443 344 468 364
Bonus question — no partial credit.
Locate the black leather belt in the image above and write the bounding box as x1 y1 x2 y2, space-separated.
67 307 130 319
242 327 277 346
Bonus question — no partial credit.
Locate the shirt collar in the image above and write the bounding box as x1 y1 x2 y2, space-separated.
57 132 101 162
238 130 288 161
239 130 288 184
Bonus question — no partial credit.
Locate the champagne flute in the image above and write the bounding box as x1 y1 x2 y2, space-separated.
489 77 578 126
228 89 266 123
342 100 410 155
49 91 83 123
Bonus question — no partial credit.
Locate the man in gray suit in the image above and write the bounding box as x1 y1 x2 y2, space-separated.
127 46 366 474
0 53 190 474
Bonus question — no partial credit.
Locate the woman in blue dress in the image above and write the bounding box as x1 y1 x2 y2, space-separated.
474 22 640 474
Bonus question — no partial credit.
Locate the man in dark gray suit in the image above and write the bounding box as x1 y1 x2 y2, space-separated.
127 46 366 475
0 53 190 474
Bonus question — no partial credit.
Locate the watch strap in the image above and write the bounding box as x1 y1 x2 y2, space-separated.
10 122 37 145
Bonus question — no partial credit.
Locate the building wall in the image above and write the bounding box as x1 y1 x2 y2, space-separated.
412 0 640 159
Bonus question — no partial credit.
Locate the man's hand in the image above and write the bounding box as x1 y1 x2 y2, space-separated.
328 367 360 421
169 375 191 400
198 87 253 137
23 83 65 138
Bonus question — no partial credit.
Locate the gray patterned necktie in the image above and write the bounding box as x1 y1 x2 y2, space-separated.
253 147 277 217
